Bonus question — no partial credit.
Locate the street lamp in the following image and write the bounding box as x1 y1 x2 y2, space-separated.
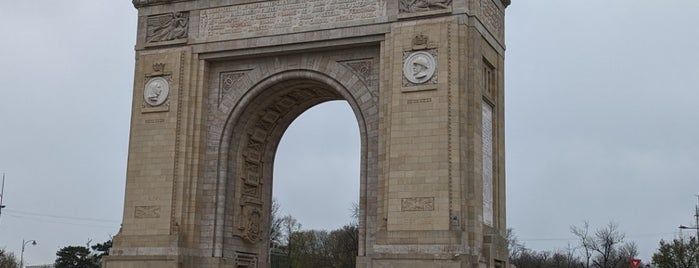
679 195 699 268
678 203 699 236
20 239 37 268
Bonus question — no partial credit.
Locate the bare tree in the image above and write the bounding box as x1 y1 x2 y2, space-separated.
590 222 625 268
571 221 632 268
269 198 284 248
615 241 638 268
571 221 593 268
563 243 582 268
0 248 19 268
506 228 527 262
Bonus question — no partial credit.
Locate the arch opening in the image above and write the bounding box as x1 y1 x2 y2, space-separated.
272 100 361 230
216 71 375 266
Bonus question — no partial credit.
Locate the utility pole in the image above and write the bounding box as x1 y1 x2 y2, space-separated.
0 173 6 221
695 195 699 268
680 195 699 268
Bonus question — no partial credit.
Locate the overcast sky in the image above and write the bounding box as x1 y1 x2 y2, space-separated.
1 0 698 265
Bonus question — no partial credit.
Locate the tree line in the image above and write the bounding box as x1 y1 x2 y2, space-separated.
0 240 110 268
2 213 696 267
508 221 699 268
269 199 358 268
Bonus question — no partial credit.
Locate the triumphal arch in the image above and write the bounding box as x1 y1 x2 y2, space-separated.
106 0 510 267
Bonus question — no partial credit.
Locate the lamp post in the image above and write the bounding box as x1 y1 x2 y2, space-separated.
679 195 699 268
20 239 37 268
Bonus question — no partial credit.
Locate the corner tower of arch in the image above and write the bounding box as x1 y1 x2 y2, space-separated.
106 0 510 267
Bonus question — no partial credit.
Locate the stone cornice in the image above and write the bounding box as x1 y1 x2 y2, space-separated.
132 0 191 8
132 0 510 9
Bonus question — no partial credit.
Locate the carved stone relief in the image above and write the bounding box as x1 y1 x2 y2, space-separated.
218 71 247 106
399 0 453 13
146 12 189 43
403 50 437 86
135 206 161 218
240 205 263 243
340 59 377 101
344 60 372 80
401 197 435 211
144 77 170 107
412 34 429 49
236 87 337 243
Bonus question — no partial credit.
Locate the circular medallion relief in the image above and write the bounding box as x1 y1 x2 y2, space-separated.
403 51 436 84
144 77 169 106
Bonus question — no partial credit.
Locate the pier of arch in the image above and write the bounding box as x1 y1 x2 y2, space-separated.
106 1 510 267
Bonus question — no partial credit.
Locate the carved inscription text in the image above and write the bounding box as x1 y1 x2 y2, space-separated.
479 0 504 40
482 103 494 226
200 0 386 41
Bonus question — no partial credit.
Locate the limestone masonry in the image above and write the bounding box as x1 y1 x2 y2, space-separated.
106 0 510 267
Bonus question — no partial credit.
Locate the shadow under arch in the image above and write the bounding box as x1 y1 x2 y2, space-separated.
210 68 378 265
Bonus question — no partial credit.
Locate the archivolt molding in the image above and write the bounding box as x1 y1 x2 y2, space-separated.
233 83 340 244
202 52 380 258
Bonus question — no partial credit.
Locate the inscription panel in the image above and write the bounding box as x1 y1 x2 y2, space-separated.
479 0 504 41
199 0 387 42
407 98 432 104
482 103 494 226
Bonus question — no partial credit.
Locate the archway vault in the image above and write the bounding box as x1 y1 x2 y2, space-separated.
204 48 380 266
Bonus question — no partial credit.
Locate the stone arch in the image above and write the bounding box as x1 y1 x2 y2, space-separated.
202 50 379 266
112 1 512 266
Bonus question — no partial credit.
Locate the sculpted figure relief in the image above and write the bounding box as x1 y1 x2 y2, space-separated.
400 0 453 13
241 206 263 243
144 77 170 106
403 51 436 85
147 12 189 43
